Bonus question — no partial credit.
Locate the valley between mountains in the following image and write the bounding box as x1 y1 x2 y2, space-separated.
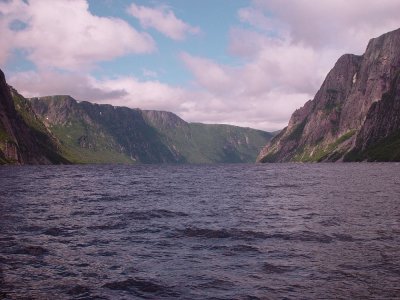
1 28 400 165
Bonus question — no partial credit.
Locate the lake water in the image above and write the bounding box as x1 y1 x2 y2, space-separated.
0 164 399 299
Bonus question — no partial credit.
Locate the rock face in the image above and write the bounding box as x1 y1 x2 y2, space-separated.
30 96 272 164
0 69 68 164
348 71 400 161
258 28 400 162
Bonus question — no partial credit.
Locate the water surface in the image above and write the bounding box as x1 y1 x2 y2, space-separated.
0 164 399 299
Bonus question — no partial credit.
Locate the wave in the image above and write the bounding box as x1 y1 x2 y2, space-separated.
103 277 179 298
174 227 334 243
125 209 188 221
174 227 267 240
262 262 298 274
10 245 49 256
87 221 128 230
43 227 74 237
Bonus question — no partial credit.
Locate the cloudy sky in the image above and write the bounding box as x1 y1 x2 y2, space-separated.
1 0 399 131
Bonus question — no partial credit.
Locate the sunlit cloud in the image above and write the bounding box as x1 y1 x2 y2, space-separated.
127 2 200 40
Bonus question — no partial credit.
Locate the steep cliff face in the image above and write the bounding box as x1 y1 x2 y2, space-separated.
258 28 400 162
347 71 400 161
30 96 180 163
0 69 68 164
30 96 272 164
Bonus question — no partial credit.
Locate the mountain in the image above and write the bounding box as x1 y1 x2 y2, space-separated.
0 69 68 164
29 96 178 164
28 96 272 164
0 68 272 165
258 28 400 163
142 110 271 163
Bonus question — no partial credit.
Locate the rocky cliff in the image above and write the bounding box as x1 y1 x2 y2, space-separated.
30 96 272 164
347 70 400 161
0 69 68 164
258 28 400 162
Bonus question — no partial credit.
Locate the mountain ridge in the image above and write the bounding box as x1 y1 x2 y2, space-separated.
29 95 272 164
0 67 273 165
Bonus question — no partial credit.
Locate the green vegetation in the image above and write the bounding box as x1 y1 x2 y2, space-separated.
0 124 10 142
293 130 356 162
48 120 134 164
13 93 46 133
0 155 7 164
259 151 279 163
181 123 270 163
335 130 356 145
287 119 307 141
29 97 272 164
11 92 70 164
324 102 341 115
345 131 400 162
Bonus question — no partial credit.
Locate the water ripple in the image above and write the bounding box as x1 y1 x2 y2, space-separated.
0 163 399 299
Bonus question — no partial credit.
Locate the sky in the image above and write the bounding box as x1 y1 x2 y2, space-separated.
0 0 399 131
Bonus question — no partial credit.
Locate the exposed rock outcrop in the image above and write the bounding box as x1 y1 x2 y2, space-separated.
258 28 400 162
347 70 400 161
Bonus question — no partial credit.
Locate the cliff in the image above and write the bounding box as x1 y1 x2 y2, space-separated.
0 69 68 164
258 28 400 162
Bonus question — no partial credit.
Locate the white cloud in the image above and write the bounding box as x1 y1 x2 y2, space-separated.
180 53 234 95
8 70 187 111
3 0 400 132
95 75 188 111
178 0 400 130
128 2 200 40
0 0 155 70
8 69 301 131
8 70 128 101
180 50 316 130
246 0 400 52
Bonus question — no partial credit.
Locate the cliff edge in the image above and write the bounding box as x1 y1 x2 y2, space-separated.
258 28 400 162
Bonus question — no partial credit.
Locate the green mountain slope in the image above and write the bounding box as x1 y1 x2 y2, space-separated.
29 96 273 164
142 110 271 163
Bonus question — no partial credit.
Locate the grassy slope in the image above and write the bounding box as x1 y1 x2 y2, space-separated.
34 99 175 164
345 132 400 162
151 121 272 163
30 97 272 164
49 122 133 164
43 102 135 164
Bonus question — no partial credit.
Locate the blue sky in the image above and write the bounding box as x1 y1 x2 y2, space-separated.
1 0 399 130
87 0 249 85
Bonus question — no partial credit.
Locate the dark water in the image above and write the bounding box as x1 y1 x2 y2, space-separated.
0 164 400 300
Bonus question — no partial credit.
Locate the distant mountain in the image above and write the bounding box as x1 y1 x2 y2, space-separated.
258 28 400 162
0 68 272 165
26 96 272 164
0 69 68 164
142 110 271 163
